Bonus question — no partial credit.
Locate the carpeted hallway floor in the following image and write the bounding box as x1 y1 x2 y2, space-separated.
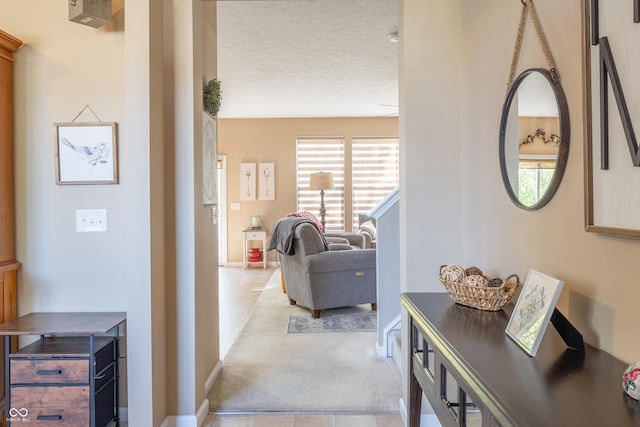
208 267 404 427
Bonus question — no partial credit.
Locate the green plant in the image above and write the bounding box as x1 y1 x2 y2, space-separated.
204 79 222 116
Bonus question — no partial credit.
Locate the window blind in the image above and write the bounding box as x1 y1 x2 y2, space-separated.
296 138 345 231
351 137 399 231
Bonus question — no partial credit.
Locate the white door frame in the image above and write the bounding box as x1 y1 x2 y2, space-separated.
218 154 227 265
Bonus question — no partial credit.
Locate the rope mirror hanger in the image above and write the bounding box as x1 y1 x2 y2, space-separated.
507 0 560 94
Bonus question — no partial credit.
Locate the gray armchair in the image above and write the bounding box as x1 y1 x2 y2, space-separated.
278 222 377 318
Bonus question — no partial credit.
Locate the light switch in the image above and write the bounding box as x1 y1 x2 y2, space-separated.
230 203 240 211
76 209 108 232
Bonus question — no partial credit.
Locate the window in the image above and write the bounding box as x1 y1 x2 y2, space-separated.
518 156 556 207
351 137 399 231
296 138 345 231
296 137 399 232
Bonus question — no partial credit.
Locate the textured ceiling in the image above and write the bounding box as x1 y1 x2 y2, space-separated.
216 0 399 118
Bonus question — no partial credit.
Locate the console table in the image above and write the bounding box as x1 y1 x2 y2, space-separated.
402 293 640 427
0 312 126 426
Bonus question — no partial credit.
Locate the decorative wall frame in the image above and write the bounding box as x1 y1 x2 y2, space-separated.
55 122 118 185
258 163 275 200
506 269 564 357
583 0 640 238
240 162 256 200
202 111 218 205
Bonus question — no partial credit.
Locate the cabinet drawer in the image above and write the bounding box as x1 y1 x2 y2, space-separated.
10 385 89 408
7 407 89 426
10 359 88 384
245 232 264 240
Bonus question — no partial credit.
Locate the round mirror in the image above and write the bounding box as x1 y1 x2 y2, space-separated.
499 68 570 210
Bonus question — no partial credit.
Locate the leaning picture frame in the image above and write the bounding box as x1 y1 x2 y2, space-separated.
55 122 118 185
505 269 564 357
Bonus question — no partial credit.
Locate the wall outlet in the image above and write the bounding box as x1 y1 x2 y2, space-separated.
76 209 108 232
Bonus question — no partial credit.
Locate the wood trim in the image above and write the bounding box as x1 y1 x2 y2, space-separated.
0 260 20 275
0 29 23 62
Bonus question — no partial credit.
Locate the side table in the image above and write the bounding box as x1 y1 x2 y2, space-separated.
242 228 268 269
0 312 126 427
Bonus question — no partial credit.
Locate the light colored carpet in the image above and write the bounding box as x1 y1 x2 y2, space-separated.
208 269 402 413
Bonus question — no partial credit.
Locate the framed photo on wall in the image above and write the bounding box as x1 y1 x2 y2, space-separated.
506 269 564 357
55 122 118 185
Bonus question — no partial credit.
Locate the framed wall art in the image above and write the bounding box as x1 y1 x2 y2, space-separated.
258 162 275 200
583 0 640 238
506 269 564 357
55 122 118 185
202 111 218 205
240 162 256 200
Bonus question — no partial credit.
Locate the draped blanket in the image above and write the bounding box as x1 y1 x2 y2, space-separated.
268 217 325 255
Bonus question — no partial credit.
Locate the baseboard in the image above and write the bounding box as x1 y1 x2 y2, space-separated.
159 398 210 427
205 359 222 395
400 396 442 426
381 314 401 357
399 397 408 426
118 406 128 423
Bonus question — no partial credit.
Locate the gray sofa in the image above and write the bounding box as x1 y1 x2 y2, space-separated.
277 221 377 318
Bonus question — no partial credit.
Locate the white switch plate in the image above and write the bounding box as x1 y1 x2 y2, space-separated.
230 203 240 211
76 209 108 232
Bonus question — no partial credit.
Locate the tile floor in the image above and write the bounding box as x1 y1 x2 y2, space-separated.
213 266 404 427
203 412 404 427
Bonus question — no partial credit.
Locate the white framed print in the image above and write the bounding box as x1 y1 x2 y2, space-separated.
202 112 218 205
240 163 256 200
55 122 118 185
506 269 564 357
259 163 275 200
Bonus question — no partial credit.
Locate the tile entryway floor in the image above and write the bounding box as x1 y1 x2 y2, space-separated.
204 412 404 427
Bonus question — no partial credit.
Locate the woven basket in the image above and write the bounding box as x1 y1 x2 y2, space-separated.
439 265 520 311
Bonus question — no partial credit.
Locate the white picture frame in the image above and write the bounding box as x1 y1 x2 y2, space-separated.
240 163 256 200
505 269 564 357
258 162 275 200
202 112 218 205
55 122 118 185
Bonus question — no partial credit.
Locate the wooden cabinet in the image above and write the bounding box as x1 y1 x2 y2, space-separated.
9 337 116 426
0 29 23 418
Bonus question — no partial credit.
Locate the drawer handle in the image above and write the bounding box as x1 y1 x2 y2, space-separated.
37 415 62 421
37 369 63 376
413 348 424 354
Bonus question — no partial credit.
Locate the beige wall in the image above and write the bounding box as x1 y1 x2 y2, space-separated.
401 0 640 377
2 1 218 424
218 117 398 264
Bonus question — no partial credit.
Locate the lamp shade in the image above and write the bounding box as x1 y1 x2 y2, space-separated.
309 172 334 191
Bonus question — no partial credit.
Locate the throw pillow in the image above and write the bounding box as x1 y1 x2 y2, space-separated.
360 221 377 240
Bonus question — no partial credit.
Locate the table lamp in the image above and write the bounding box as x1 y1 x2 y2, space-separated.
309 171 334 230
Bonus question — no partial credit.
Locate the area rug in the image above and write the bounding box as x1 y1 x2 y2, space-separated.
287 313 377 333
208 269 401 413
